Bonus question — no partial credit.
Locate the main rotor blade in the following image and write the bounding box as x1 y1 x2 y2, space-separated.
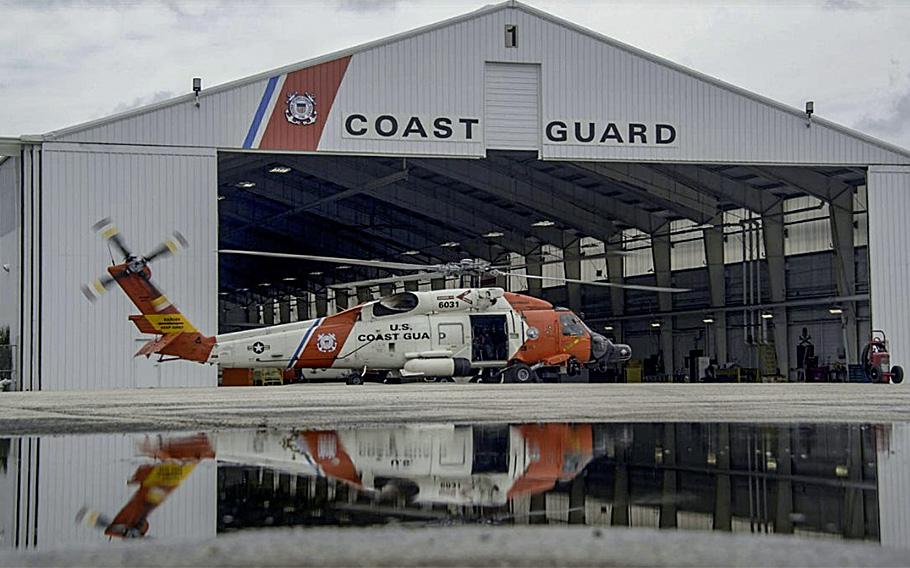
92 218 132 260
328 272 446 290
81 273 116 302
145 231 188 263
503 250 633 271
499 271 689 293
219 249 434 272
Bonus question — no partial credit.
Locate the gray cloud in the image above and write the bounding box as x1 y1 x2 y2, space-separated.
337 0 400 13
855 84 910 142
823 0 876 9
112 90 175 114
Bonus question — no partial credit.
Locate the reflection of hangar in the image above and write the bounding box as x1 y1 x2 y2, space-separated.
2 1 910 389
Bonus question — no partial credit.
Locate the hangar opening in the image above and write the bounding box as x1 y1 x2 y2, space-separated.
216 150 872 383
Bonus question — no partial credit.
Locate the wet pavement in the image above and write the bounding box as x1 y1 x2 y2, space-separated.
2 420 909 565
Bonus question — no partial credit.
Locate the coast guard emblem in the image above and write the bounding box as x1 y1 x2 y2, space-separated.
285 91 317 125
316 333 337 353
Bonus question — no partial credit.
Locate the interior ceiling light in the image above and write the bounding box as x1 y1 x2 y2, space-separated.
268 165 292 174
703 315 715 324
259 282 271 287
236 287 249 292
483 231 504 238
217 195 226 201
282 276 297 281
402 250 420 255
603 325 614 331
761 311 774 319
218 291 228 296
309 271 323 276
650 320 662 328
532 220 555 227
236 181 256 189
828 305 844 315
440 242 459 248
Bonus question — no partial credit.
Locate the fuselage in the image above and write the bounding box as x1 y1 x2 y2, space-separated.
208 287 627 377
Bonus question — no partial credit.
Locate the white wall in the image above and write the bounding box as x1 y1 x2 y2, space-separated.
0 157 19 386
868 166 910 368
39 143 217 390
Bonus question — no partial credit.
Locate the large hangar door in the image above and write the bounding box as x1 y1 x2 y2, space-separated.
484 62 540 151
868 165 910 368
39 143 218 390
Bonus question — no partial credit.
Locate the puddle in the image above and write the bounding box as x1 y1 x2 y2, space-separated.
2 422 907 551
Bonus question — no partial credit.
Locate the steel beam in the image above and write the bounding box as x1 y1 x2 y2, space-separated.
830 189 858 363
762 201 790 377
703 214 728 363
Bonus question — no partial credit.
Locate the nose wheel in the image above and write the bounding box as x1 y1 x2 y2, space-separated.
504 363 537 384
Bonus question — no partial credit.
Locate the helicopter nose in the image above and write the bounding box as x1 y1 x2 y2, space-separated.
591 333 609 360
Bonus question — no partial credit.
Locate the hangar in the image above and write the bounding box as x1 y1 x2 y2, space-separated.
1 1 910 390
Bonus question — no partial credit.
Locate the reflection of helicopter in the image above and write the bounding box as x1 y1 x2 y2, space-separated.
232 424 596 506
76 434 214 539
82 220 684 383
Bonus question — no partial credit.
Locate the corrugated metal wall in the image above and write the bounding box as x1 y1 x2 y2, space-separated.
868 166 910 367
52 6 910 166
878 423 910 549
484 62 541 151
0 157 20 384
40 143 217 389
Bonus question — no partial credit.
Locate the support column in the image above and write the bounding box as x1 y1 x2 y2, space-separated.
315 290 328 318
703 215 728 363
526 252 543 298
262 300 275 325
564 237 582 313
762 202 790 378
568 473 586 525
606 234 625 341
356 286 373 303
775 426 794 534
659 424 678 528
278 298 291 323
295 294 309 321
652 227 674 378
245 304 259 325
529 493 548 525
714 424 732 531
830 189 858 363
335 288 349 311
378 283 395 297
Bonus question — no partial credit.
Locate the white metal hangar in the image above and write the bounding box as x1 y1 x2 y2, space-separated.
2 1 910 391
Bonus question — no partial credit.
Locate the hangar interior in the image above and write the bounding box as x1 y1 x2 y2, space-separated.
217 150 869 382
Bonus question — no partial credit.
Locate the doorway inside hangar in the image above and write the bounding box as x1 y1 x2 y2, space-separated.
215 151 870 382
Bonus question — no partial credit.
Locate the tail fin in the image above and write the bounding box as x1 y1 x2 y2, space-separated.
110 263 215 363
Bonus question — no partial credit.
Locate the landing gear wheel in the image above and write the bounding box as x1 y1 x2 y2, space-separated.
439 377 455 383
892 365 904 384
505 363 537 384
346 375 364 386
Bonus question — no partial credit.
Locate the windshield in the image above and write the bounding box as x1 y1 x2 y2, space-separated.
559 313 585 337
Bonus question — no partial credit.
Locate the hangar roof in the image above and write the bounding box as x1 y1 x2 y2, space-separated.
39 1 910 166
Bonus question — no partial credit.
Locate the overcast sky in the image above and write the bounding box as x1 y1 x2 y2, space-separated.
2 0 909 149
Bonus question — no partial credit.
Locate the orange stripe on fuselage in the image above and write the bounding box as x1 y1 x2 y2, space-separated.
294 306 362 368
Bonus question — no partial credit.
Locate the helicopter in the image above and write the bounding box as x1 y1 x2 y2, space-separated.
82 219 686 384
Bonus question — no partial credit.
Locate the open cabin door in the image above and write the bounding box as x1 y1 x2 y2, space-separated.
470 314 509 363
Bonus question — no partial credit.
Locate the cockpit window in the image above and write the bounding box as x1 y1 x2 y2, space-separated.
559 313 585 337
372 292 419 317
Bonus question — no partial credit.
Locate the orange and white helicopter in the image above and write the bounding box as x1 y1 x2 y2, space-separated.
83 219 685 384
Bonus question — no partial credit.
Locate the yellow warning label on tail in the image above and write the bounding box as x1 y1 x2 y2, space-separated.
145 314 197 333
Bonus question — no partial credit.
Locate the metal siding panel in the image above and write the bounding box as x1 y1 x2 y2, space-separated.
41 7 910 164
0 157 21 369
878 423 910 549
868 166 910 368
484 62 540 151
40 143 216 390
